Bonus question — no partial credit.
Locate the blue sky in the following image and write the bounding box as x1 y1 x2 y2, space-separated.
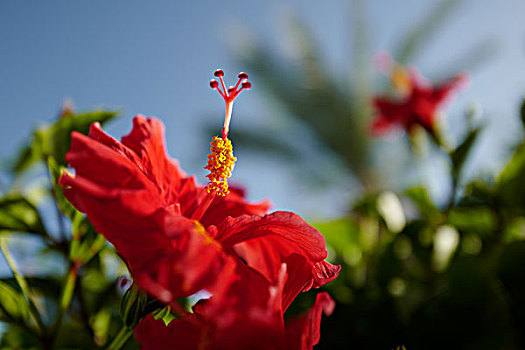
1 0 525 218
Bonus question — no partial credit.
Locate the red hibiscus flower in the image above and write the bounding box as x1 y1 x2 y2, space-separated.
59 70 339 308
134 253 335 350
371 57 468 136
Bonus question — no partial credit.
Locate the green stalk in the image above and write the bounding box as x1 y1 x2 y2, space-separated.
0 236 46 334
106 326 133 350
51 260 80 338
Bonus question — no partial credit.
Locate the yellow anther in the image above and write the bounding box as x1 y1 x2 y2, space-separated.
204 136 236 196
391 64 411 97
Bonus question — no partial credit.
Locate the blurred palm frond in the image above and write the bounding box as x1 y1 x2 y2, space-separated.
223 0 493 195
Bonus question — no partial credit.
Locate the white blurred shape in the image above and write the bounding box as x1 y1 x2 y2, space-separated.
377 191 406 233
432 225 459 272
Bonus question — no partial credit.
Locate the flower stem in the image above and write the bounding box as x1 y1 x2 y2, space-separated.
106 326 133 350
52 260 80 338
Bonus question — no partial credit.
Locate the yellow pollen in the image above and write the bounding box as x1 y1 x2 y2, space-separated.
391 64 411 97
204 136 236 196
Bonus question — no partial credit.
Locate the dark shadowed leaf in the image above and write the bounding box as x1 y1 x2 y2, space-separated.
0 281 29 322
11 130 44 174
0 195 46 235
447 207 494 234
47 157 77 220
450 125 482 182
458 178 495 207
496 141 525 209
497 241 525 343
404 186 440 219
120 284 148 329
0 324 41 348
1 277 61 301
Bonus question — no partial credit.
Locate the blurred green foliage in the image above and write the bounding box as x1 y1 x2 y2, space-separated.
225 0 525 348
302 109 525 348
0 107 148 349
13 110 118 174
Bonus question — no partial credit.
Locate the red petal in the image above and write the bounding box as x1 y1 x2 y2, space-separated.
430 73 469 105
371 114 394 135
60 130 228 302
135 261 287 350
64 177 226 301
59 171 163 217
202 257 281 327
372 97 412 126
285 292 335 350
219 212 328 287
133 212 229 302
87 122 144 166
65 130 151 191
216 211 338 306
134 314 203 350
200 191 271 227
281 254 314 311
120 115 186 205
312 260 341 288
216 211 327 262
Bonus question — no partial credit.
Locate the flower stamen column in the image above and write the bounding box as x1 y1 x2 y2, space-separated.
191 69 251 221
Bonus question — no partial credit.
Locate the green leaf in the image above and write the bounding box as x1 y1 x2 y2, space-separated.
447 207 495 234
352 192 381 216
47 157 77 219
12 109 119 175
404 186 440 219
45 110 119 166
458 178 495 207
75 233 106 264
0 277 61 301
0 280 29 322
11 132 43 175
0 324 41 348
496 141 525 209
52 320 99 349
69 211 106 264
0 195 46 235
91 308 112 347
450 125 482 182
313 218 360 256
